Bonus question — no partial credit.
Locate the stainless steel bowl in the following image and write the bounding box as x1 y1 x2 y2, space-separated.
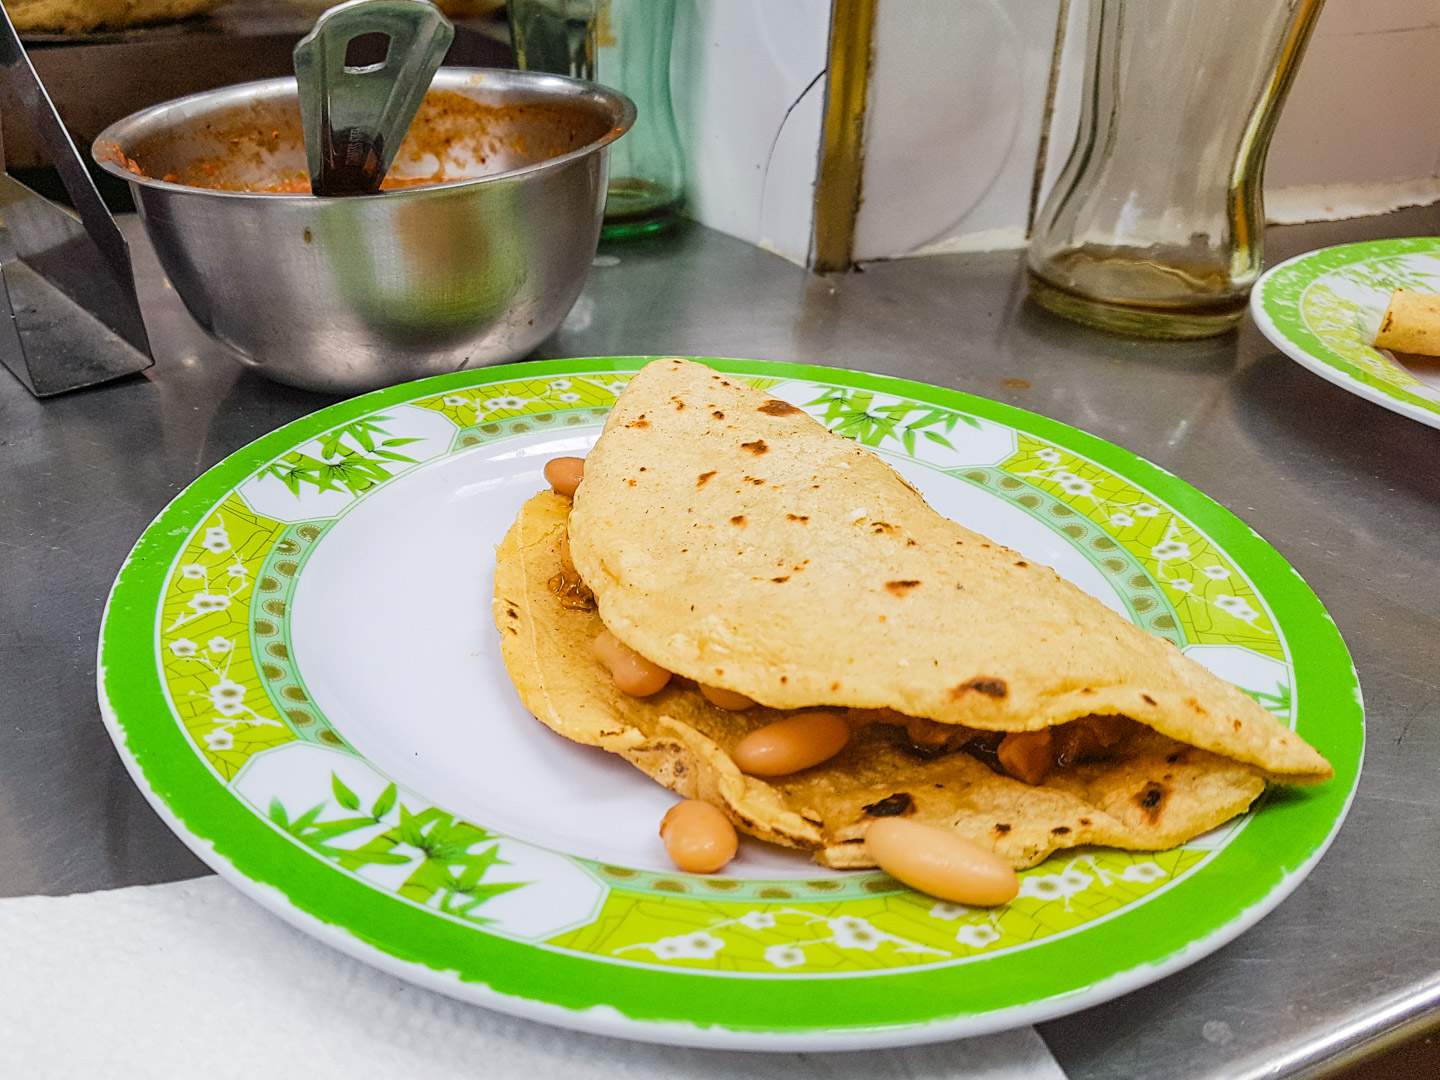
93 69 634 394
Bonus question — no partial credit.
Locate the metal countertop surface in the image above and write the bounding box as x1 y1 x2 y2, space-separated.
1 207 1437 1080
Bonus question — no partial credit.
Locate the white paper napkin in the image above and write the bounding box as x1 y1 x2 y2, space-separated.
0 876 1068 1079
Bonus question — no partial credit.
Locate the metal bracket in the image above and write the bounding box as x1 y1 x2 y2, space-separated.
0 5 152 397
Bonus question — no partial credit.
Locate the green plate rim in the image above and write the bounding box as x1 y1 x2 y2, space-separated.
97 356 1363 1048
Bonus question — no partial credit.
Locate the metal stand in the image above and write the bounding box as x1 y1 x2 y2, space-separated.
0 6 151 397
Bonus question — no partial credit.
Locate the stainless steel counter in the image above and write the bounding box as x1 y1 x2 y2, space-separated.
1 207 1437 1079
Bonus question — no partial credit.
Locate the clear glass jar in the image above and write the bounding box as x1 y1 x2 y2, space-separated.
510 0 684 236
1027 0 1326 339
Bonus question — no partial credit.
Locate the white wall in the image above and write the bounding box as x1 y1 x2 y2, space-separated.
852 0 1062 261
855 0 1440 262
670 0 832 265
1265 0 1440 221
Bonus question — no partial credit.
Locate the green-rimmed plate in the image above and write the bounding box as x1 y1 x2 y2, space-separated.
1251 237 1440 430
97 357 1362 1050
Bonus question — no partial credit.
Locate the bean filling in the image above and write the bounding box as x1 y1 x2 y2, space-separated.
699 683 756 711
732 712 850 777
593 630 672 697
545 456 585 497
660 799 738 873
865 817 1019 906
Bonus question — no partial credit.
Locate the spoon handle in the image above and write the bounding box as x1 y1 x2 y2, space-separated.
294 0 455 197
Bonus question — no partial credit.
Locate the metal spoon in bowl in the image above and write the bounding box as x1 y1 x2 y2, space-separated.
294 0 455 197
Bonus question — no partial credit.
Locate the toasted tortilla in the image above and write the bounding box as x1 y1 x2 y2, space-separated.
494 491 1271 868
567 358 1330 783
1374 289 1440 357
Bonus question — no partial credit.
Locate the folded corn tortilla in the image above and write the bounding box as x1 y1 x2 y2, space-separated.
493 358 1331 869
1374 289 1440 357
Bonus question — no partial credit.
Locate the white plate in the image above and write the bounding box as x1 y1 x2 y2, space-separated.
97 357 1363 1049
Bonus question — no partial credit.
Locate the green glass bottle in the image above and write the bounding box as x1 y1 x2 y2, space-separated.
510 0 684 237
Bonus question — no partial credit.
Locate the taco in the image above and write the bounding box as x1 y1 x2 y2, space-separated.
493 359 1330 869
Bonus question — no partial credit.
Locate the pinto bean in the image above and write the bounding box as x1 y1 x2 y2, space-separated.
593 630 671 696
544 456 585 497
865 817 1018 906
732 712 849 777
660 800 738 873
699 683 756 710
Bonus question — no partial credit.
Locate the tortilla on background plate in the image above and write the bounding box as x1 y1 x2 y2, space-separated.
1374 288 1440 359
494 359 1330 869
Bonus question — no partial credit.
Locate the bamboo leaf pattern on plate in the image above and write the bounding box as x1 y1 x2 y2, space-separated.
1326 255 1440 295
331 772 361 811
268 775 527 922
258 416 421 498
1244 682 1292 723
268 796 381 861
804 387 979 452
